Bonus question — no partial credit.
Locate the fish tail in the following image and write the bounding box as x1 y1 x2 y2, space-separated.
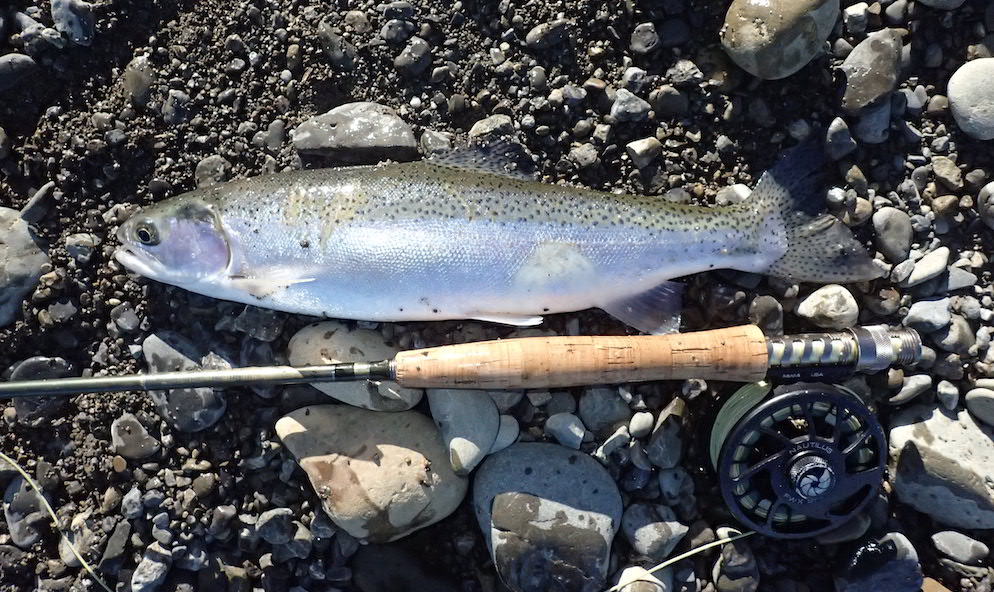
750 137 885 283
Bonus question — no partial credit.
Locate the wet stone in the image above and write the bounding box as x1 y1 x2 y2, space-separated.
292 102 417 163
111 413 160 460
0 207 50 328
9 356 72 427
142 332 228 432
51 0 95 46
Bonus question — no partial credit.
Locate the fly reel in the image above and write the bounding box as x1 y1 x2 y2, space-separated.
710 382 885 538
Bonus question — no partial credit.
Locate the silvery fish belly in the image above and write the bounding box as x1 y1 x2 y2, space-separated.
115 141 883 334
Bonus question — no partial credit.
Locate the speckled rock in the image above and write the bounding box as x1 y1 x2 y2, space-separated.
111 413 161 460
840 29 904 114
287 321 422 411
427 389 500 475
948 59 994 141
0 207 49 328
720 0 839 80
889 405 994 528
292 102 418 163
276 405 467 542
473 442 622 592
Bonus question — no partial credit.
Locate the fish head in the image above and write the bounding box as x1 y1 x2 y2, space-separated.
115 198 231 284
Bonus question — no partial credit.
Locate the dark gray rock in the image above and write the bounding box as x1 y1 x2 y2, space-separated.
902 298 950 333
394 37 431 76
131 541 172 592
713 539 759 592
578 386 630 437
380 19 414 43
838 532 922 592
142 332 228 432
257 508 294 545
840 29 903 114
9 356 71 427
194 155 231 188
123 56 155 107
161 90 191 124
51 0 95 46
872 207 913 263
825 117 857 160
473 442 622 592
525 20 568 49
611 89 651 122
352 544 458 592
646 399 684 469
111 413 160 459
3 477 48 548
318 20 356 69
0 207 49 328
292 102 418 163
630 23 659 55
0 54 38 92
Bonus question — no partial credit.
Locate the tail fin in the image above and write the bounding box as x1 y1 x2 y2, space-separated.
753 137 886 283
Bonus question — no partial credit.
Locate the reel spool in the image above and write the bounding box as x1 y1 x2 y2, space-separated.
710 382 885 538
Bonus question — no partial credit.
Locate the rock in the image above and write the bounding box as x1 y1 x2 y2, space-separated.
652 85 688 117
292 102 418 163
840 29 904 114
111 413 160 459
825 117 857 160
161 90 191 124
0 127 9 160
713 539 760 592
469 114 514 138
489 415 519 454
872 207 913 263
838 532 922 592
854 100 891 143
317 20 356 69
622 503 688 561
123 56 155 107
889 374 932 405
525 19 569 49
613 566 672 592
646 399 684 469
889 405 994 528
631 23 659 55
796 285 859 329
626 137 662 169
473 442 622 592
257 508 294 544
3 477 48 548
949 59 994 140
544 413 585 449
65 232 100 264
965 388 994 426
194 155 231 188
979 182 994 231
578 386 630 437
394 37 431 76
918 0 966 9
8 356 71 427
427 389 500 475
0 53 38 92
121 486 142 519
931 531 988 565
902 298 951 333
932 315 974 354
51 0 95 46
0 207 49 327
287 321 422 411
932 156 962 191
629 412 655 439
352 544 458 592
611 89 651 122
380 19 414 43
276 405 467 542
720 0 838 80
904 247 949 287
131 542 172 592
142 332 227 432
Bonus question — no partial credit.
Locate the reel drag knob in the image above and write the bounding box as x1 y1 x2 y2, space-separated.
710 382 885 538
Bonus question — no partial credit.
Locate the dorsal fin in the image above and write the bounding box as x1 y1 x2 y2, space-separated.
426 138 538 180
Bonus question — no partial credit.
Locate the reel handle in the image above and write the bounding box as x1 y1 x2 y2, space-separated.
394 325 770 389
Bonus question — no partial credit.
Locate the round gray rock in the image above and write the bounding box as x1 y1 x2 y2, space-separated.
427 389 500 475
948 58 994 141
872 207 913 263
931 530 989 565
720 0 839 80
796 285 859 329
292 102 418 163
473 442 622 592
0 207 49 328
965 388 994 426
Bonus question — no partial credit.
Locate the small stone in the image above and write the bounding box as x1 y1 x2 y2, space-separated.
194 155 231 188
161 90 191 124
622 503 688 561
578 386 631 437
121 487 142 519
525 19 569 49
932 315 974 355
380 19 414 43
317 20 356 69
292 102 417 163
0 54 38 92
796 285 859 329
966 388 994 426
936 380 959 410
142 332 227 432
826 117 857 160
979 182 994 231
932 531 989 565
427 389 500 475
569 143 599 168
646 399 684 469
631 23 659 55
613 566 672 592
131 542 172 592
904 247 949 287
3 477 47 548
276 405 467 542
854 100 891 144
932 156 963 191
0 208 50 327
394 37 431 76
545 413 585 449
123 56 154 107
948 59 994 140
872 207 913 263
651 85 688 117
840 29 904 114
257 508 294 545
469 114 514 138
111 413 160 459
902 298 951 333
889 375 932 405
720 0 839 80
611 89 651 122
51 0 95 46
626 138 662 169
629 412 654 438
287 322 422 411
8 356 71 427
489 415 519 454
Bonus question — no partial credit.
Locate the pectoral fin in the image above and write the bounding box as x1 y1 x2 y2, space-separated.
470 314 545 327
228 274 315 300
600 281 684 334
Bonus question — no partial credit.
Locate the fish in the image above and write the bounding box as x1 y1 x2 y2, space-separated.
115 139 884 334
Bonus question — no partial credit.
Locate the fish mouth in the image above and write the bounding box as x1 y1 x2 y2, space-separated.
114 246 166 280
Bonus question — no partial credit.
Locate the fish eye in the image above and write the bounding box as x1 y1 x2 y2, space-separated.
135 222 159 246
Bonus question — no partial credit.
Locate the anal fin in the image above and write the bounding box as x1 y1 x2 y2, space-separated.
600 281 684 334
470 314 545 327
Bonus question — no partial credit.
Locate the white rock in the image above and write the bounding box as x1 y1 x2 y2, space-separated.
796 285 859 329
287 321 422 411
948 59 994 140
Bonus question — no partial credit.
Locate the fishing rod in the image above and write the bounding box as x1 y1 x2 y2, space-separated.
0 324 921 397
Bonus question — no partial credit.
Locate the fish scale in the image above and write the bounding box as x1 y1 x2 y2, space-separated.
115 140 884 333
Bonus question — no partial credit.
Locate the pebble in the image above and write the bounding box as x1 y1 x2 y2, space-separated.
427 389 500 475
111 413 160 459
965 388 994 426
890 405 994 528
839 532 922 592
646 399 684 469
630 23 659 55
193 155 231 188
840 29 904 114
8 356 71 427
469 114 514 138
825 117 857 160
142 332 227 432
525 19 569 49
395 37 431 76
902 298 951 333
0 53 38 92
854 100 892 144
796 284 859 329
720 0 838 80
613 566 672 592
610 89 651 122
629 412 654 438
161 90 191 124
932 531 988 565
936 380 959 410
131 542 172 592
121 486 142 519
0 208 50 327
904 247 950 287
65 232 100 264
3 477 47 548
979 181 994 230
123 56 154 107
292 102 418 163
473 442 622 592
317 21 356 69
622 502 688 561
932 156 962 191
544 413 586 449
748 295 783 334
257 508 294 545
890 374 932 405
489 415 519 454
626 137 661 169
276 405 467 542
713 539 760 592
652 85 688 117
51 0 95 46
380 19 414 43
578 386 631 436
932 315 974 355
287 321 422 411
948 59 994 140
872 207 913 263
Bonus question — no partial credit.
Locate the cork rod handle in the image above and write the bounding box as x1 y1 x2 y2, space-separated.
393 325 769 389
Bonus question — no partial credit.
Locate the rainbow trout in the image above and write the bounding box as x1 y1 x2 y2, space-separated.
115 140 883 333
